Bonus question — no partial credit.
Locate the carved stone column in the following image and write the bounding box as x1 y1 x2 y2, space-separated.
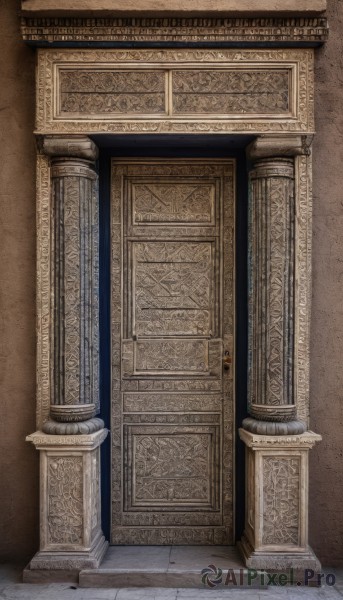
244 136 308 436
25 136 108 577
239 136 321 572
41 136 103 434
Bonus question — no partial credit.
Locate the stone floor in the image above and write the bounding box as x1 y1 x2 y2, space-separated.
1 564 343 600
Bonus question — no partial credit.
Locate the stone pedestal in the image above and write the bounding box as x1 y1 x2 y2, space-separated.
238 429 321 571
26 429 108 571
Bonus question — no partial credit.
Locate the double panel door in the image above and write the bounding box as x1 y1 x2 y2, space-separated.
111 159 235 544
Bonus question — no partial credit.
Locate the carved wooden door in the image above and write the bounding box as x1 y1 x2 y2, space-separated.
111 159 235 545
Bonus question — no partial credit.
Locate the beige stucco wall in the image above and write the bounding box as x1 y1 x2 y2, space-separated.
0 0 342 566
310 0 343 568
21 0 327 16
0 0 38 563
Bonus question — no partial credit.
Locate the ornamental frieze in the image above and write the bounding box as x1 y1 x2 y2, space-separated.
21 16 328 45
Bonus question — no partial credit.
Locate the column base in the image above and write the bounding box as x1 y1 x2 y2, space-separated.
26 428 109 578
238 533 321 573
42 417 104 435
242 417 306 435
28 532 108 571
238 428 322 578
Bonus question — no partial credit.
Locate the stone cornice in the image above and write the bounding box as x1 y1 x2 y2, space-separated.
21 16 328 46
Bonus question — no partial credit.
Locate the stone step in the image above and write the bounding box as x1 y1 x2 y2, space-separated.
79 545 266 589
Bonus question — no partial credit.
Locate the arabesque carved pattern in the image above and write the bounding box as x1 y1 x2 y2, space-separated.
133 241 213 336
61 69 164 93
36 154 51 427
60 70 165 115
111 527 228 545
137 379 222 391
133 433 212 506
120 511 222 527
262 456 300 546
124 414 220 425
173 70 289 114
294 155 312 426
58 67 290 118
91 450 99 532
47 456 83 545
133 182 214 224
135 339 208 373
123 393 221 412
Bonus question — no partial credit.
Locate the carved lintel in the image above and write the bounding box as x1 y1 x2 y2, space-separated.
34 49 315 135
38 135 98 162
246 135 313 161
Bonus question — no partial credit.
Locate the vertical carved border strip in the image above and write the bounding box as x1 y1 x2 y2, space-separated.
110 162 123 536
262 456 300 547
222 163 235 543
47 455 84 547
299 49 315 134
294 154 312 426
36 153 52 428
93 177 100 413
36 49 46 133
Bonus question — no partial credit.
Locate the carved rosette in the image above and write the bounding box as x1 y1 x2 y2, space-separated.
41 136 102 432
244 137 309 435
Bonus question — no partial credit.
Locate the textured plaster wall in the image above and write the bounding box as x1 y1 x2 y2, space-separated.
0 0 38 562
0 0 342 567
310 0 343 568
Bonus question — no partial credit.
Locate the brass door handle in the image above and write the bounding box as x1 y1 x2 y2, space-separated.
223 351 232 370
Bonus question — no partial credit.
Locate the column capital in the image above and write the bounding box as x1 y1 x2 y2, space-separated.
246 134 313 161
37 135 98 161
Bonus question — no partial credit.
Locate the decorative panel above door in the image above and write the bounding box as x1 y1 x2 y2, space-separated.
35 49 314 134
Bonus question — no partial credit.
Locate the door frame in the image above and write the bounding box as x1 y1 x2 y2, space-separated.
27 45 320 573
97 140 249 544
